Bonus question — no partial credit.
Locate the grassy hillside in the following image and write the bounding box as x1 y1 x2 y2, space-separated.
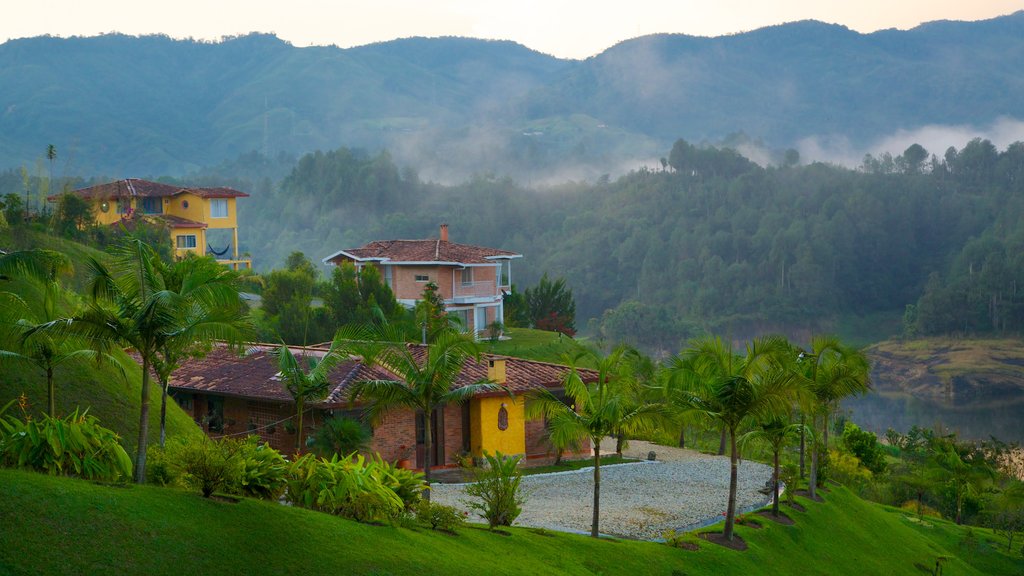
484 328 589 364
0 226 202 454
1 470 1020 575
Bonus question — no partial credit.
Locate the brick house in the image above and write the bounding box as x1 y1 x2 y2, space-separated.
169 343 595 468
320 225 520 337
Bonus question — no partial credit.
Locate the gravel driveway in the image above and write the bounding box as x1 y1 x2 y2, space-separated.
430 440 773 540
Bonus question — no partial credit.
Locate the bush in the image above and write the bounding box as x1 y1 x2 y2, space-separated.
311 416 371 458
829 449 873 489
842 422 887 475
0 406 132 482
779 463 800 504
231 436 288 500
464 451 524 528
145 445 179 486
284 453 405 522
373 455 428 511
165 436 243 497
900 500 942 518
416 500 466 532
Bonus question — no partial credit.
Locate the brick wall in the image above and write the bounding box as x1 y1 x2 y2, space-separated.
369 409 416 462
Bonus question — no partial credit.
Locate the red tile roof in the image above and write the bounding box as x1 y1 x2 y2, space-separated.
169 343 593 405
325 239 521 265
53 178 249 202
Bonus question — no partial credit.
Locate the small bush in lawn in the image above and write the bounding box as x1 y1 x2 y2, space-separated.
146 445 179 486
373 455 428 511
231 436 288 500
0 404 132 482
416 500 466 532
779 463 799 505
662 529 700 550
285 453 405 522
165 436 243 498
464 451 524 528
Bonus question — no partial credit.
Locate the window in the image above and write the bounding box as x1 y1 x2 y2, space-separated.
415 274 429 282
210 198 228 218
99 201 110 213
461 268 473 285
475 307 487 331
500 260 511 286
454 309 471 331
176 235 197 249
141 197 163 214
383 265 393 289
117 198 131 214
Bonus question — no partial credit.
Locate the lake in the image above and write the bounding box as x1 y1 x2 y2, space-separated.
844 391 1024 444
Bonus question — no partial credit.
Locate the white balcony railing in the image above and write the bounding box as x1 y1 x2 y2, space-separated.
452 280 498 299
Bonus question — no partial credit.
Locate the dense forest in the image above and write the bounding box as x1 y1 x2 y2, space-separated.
136 136 1019 352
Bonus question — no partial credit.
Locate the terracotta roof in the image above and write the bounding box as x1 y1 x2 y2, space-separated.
52 178 249 202
168 343 592 405
324 239 521 265
157 214 208 229
168 345 391 408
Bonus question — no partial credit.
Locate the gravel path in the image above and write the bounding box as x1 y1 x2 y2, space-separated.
430 440 773 540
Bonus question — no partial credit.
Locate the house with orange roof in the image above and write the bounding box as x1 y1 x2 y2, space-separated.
169 343 594 468
321 224 520 337
51 178 251 269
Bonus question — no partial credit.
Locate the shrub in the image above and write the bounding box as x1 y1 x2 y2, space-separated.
311 416 371 458
900 500 942 519
284 453 405 522
165 436 243 497
416 500 466 532
145 445 179 486
661 529 700 550
842 422 887 475
0 406 132 482
464 451 524 528
829 449 873 489
231 436 288 500
373 455 428 511
779 463 800 504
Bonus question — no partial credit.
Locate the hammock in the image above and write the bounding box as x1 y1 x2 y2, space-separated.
207 243 231 257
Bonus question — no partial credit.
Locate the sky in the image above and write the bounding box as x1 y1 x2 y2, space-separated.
4 1 1022 59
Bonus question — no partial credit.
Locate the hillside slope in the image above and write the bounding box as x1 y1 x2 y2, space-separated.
1 470 1020 575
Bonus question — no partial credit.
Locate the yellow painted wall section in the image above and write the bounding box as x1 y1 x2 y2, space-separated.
172 227 206 257
204 197 239 229
469 396 525 458
90 199 123 225
166 192 206 222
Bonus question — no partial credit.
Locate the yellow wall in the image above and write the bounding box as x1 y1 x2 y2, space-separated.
166 192 205 223
90 199 124 226
469 396 525 458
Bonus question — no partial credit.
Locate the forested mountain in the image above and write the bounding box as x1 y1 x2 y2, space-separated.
2 12 1024 179
216 137 1024 352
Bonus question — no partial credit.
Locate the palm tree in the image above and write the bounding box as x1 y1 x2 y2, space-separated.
665 335 797 541
347 325 501 494
526 344 665 538
153 254 252 446
933 440 995 524
796 335 871 499
271 337 352 454
740 417 808 517
33 240 246 483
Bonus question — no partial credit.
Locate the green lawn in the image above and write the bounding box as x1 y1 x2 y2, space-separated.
484 327 592 365
1 470 1020 575
522 455 638 476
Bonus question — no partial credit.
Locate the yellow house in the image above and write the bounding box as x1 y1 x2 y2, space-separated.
56 179 251 269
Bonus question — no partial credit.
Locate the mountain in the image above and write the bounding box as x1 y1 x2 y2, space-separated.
2 12 1024 178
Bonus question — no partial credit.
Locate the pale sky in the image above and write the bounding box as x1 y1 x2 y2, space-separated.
5 1 1022 59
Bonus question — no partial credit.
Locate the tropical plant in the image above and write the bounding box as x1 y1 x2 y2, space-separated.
347 325 501 495
524 273 576 336
795 335 871 499
415 499 466 532
311 415 372 458
464 451 525 528
526 344 665 538
740 417 808 517
0 402 132 482
230 436 288 500
284 453 406 522
933 440 995 524
164 435 244 498
665 335 797 541
272 337 351 454
373 455 428 511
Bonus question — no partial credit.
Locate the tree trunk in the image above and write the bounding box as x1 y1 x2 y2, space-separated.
799 414 806 479
772 448 780 517
678 425 686 449
809 415 818 500
615 434 624 457
718 426 727 456
135 355 151 484
724 427 738 541
295 398 305 455
159 378 169 447
591 442 601 538
423 409 433 501
46 365 55 417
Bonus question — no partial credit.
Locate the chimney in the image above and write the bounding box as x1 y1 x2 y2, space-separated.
440 223 449 242
487 358 507 384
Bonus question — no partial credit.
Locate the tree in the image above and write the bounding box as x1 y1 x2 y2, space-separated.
347 326 501 493
526 344 665 537
740 417 807 517
933 440 994 524
665 335 797 541
50 193 93 240
525 273 576 336
32 239 246 483
413 281 448 342
271 337 351 454
796 335 871 500
152 254 252 446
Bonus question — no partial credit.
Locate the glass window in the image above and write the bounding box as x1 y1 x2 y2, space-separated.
461 268 473 285
117 198 131 214
176 235 197 249
500 261 511 286
415 274 429 282
141 197 163 214
383 265 393 289
210 199 228 218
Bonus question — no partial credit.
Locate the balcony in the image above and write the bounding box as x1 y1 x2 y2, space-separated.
450 280 499 303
